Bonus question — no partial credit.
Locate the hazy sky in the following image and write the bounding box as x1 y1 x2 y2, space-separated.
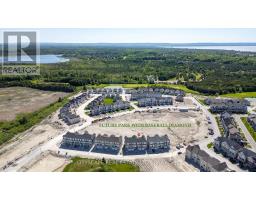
0 28 256 43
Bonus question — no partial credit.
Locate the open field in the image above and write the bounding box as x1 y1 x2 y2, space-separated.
221 92 256 99
88 83 199 94
0 87 68 121
23 151 68 172
63 157 140 172
86 110 208 147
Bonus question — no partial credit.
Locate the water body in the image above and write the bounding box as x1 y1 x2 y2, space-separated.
0 54 69 64
165 46 256 52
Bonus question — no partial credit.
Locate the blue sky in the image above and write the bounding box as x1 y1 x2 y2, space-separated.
1 28 256 43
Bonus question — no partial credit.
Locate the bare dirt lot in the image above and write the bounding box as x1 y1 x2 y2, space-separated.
0 111 66 170
134 153 198 172
0 87 68 121
86 110 208 147
23 151 68 172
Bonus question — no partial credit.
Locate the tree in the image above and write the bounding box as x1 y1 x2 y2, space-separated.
19 116 28 125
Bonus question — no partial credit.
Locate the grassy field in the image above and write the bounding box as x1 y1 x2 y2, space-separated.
103 97 114 105
0 94 72 146
0 87 68 121
241 117 256 142
221 92 256 99
63 157 140 172
88 83 199 94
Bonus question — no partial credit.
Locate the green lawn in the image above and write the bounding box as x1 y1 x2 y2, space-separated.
103 97 114 105
221 92 256 99
215 116 224 136
87 83 199 94
207 142 213 149
241 117 256 142
63 157 140 172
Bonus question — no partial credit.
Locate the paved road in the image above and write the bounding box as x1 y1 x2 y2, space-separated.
188 96 221 138
58 148 186 161
234 115 256 152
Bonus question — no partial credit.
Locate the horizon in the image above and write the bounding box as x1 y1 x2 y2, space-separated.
1 28 256 43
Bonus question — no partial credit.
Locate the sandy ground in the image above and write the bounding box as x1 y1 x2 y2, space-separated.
0 110 66 170
23 151 68 172
134 154 198 172
0 87 68 121
86 110 208 147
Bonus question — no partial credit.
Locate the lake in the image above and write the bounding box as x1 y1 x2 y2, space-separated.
0 54 69 64
165 46 256 52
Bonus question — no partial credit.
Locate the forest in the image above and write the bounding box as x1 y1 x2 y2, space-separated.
1 45 256 95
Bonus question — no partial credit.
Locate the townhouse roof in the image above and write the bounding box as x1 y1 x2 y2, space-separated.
124 135 147 144
147 134 170 143
63 131 95 140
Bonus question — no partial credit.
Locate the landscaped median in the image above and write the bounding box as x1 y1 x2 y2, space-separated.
241 117 256 142
63 157 140 172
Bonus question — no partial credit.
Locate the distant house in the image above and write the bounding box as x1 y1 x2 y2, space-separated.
248 115 256 132
61 131 95 151
92 134 122 155
137 97 172 107
207 98 248 114
128 87 185 101
185 145 228 172
123 135 147 155
205 98 249 106
147 135 170 154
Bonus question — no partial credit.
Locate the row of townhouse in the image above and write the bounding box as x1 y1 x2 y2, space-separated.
92 134 122 155
87 94 121 109
247 114 256 132
185 145 228 172
61 131 95 151
206 98 248 114
137 97 173 107
220 112 244 146
61 132 170 155
61 132 122 155
210 103 247 114
59 93 88 125
126 87 185 96
87 95 104 109
123 135 170 155
90 101 130 116
214 137 256 171
86 88 123 94
130 93 162 101
205 98 250 106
